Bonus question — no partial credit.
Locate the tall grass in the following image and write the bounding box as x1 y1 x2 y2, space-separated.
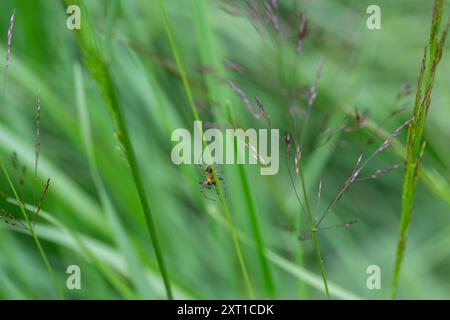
0 161 64 299
2 0 450 300
298 163 330 299
158 0 254 299
0 7 63 299
189 0 274 298
62 0 173 299
391 0 449 299
74 62 152 298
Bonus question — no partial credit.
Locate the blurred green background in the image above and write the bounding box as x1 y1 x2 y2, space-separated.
0 0 449 299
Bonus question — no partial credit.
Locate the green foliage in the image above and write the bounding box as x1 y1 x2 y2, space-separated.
391 0 449 299
0 0 449 300
61 0 173 299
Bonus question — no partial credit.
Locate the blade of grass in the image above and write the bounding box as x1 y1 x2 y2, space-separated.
293 59 330 299
158 0 254 298
0 123 107 236
4 199 195 299
266 252 360 300
190 0 274 298
5 197 139 299
74 62 153 299
206 203 362 299
0 267 26 299
391 0 449 299
0 161 64 299
62 0 173 299
298 162 330 299
362 115 450 208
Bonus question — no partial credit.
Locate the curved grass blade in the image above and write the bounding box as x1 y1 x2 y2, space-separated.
158 0 254 299
61 0 173 299
0 161 64 299
190 0 274 298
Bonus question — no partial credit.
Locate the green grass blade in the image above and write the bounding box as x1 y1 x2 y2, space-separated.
158 0 254 299
391 0 449 299
74 62 153 299
189 0 274 298
206 199 361 299
62 0 173 299
298 163 330 299
5 199 195 299
0 161 64 299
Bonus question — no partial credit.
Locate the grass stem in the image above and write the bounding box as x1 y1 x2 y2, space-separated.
298 163 330 299
62 0 173 299
158 0 254 299
0 160 64 299
391 0 448 299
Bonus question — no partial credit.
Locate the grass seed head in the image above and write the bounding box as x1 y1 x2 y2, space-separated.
35 94 41 177
3 9 15 92
296 15 308 54
264 1 280 32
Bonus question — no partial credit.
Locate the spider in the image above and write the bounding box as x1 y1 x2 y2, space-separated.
199 164 225 201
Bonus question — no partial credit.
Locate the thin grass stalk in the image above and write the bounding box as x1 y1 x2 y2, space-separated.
286 127 328 299
283 145 309 298
237 166 274 297
190 0 273 298
298 162 330 299
391 0 448 299
0 161 64 299
227 102 275 298
292 59 329 298
61 0 173 299
6 198 143 299
285 132 330 299
158 0 254 299
74 62 153 298
206 194 362 299
35 94 41 176
363 116 450 207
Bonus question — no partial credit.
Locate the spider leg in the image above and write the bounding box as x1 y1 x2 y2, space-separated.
215 166 223 174
214 185 220 198
217 178 227 197
198 165 207 178
199 181 216 202
213 183 226 200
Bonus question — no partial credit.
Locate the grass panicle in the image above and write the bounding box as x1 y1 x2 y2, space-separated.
316 119 412 227
228 81 271 125
0 8 63 299
35 94 41 176
296 14 308 54
3 9 15 93
0 161 63 299
263 1 280 32
391 0 449 299
284 27 410 297
32 178 50 227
